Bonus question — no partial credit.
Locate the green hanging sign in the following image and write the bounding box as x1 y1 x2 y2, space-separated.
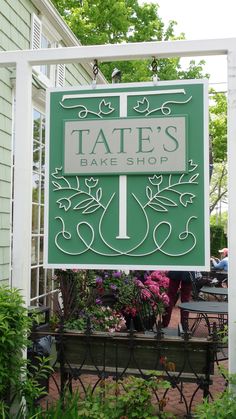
44 81 210 270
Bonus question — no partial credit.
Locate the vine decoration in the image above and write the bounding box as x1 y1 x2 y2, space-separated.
52 167 104 214
50 159 199 258
59 98 115 119
141 159 198 212
133 95 192 116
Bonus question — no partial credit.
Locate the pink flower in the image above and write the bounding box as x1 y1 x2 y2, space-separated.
147 284 160 296
141 289 152 300
160 293 170 306
135 279 145 288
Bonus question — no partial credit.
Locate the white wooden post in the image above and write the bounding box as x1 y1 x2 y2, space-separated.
12 59 32 305
117 94 129 239
227 48 236 374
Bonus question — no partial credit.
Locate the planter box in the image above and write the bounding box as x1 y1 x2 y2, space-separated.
57 331 214 377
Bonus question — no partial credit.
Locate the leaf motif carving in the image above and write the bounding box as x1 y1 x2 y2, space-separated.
189 173 199 183
154 196 177 207
83 203 101 214
96 187 102 201
148 202 168 212
52 181 62 190
146 186 152 200
73 197 93 210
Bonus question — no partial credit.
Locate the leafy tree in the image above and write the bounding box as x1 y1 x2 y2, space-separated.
210 162 227 214
52 0 208 82
209 90 227 163
209 91 227 215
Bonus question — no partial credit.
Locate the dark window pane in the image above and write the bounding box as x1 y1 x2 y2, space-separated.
39 267 46 296
33 140 40 172
31 237 38 265
32 204 39 234
33 110 41 141
31 268 38 299
41 176 45 204
39 237 44 264
42 116 45 144
40 205 44 233
32 172 40 203
41 144 45 173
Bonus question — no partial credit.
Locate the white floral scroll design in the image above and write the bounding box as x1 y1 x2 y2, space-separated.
51 159 200 258
133 95 192 116
59 98 115 119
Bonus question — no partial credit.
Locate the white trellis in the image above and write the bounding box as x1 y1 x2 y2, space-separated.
0 38 235 373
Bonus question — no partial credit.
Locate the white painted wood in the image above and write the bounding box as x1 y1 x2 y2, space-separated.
11 59 33 305
0 38 235 68
227 48 236 374
117 93 129 239
116 175 130 239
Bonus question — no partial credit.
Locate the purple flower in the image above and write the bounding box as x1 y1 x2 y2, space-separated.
96 276 103 285
95 298 102 305
112 271 121 278
110 284 117 291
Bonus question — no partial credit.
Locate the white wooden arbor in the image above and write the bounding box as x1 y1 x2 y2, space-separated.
0 38 235 373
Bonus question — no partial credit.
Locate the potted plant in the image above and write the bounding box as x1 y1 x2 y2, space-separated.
54 269 169 333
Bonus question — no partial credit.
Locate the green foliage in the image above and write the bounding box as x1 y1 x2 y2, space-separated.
0 287 31 397
210 210 227 232
51 0 208 83
209 91 227 163
0 287 52 416
209 162 227 214
210 225 227 257
195 373 236 418
24 375 173 418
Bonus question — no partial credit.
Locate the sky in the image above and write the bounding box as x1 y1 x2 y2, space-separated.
142 0 236 91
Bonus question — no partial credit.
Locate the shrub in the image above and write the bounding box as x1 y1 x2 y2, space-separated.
195 372 236 418
0 286 51 416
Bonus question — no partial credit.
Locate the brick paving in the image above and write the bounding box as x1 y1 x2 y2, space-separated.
42 305 227 418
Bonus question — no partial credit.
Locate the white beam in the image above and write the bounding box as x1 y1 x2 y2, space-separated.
11 59 32 305
227 48 236 374
0 38 235 67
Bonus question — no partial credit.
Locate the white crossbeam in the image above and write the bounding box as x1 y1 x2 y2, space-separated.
0 38 235 67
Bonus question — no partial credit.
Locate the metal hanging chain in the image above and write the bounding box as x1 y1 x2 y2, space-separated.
151 57 158 73
93 59 99 80
151 57 160 84
92 59 99 88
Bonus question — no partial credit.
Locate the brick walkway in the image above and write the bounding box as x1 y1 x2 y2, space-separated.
42 305 227 418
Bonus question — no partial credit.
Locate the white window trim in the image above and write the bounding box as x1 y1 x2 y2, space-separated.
31 13 57 88
56 43 65 87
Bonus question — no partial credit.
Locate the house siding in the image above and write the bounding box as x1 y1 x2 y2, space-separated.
0 0 104 284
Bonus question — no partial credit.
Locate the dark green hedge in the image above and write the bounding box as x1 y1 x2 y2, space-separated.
210 225 227 257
